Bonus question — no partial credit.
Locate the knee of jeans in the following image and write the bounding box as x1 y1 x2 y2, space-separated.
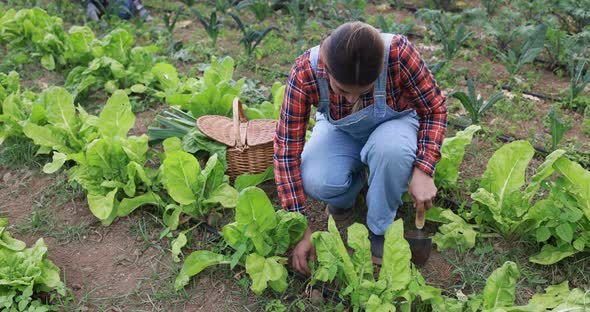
367 141 416 166
302 168 352 200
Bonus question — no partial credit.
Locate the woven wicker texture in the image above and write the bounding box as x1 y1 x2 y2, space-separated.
197 97 277 179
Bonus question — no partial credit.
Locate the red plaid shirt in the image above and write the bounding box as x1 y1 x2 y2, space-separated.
274 35 447 214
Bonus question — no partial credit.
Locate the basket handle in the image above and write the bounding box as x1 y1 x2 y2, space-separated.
233 97 247 148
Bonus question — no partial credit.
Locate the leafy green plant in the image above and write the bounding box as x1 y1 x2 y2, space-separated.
21 87 98 173
167 56 244 117
230 13 277 57
419 10 472 61
0 71 20 104
163 6 183 34
311 218 441 311
64 26 96 66
192 9 223 47
480 0 504 15
565 57 590 110
0 8 68 70
285 0 310 34
548 108 569 151
0 218 66 311
208 0 239 13
147 107 228 167
175 187 307 295
0 89 38 145
234 166 274 191
64 28 169 101
427 208 477 254
557 0 590 31
64 91 163 225
244 82 285 120
490 23 547 82
469 141 567 239
236 0 272 21
159 139 238 231
432 262 590 310
543 16 570 70
449 78 504 124
434 125 481 189
528 158 590 265
376 16 414 36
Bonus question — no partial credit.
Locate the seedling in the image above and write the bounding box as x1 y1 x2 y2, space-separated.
449 78 504 124
285 0 310 34
491 23 547 83
192 9 223 47
236 0 272 22
230 13 277 57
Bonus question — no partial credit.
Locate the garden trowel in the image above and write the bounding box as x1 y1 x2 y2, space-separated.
404 205 432 266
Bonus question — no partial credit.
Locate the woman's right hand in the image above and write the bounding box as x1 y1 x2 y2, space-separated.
291 226 315 276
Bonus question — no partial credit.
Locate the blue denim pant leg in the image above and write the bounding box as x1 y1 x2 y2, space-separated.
116 0 135 19
360 114 419 235
301 114 365 209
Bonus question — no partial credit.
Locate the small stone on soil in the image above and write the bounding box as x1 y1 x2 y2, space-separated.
310 289 323 305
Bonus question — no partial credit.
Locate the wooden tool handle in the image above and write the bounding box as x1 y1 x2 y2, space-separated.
415 205 425 230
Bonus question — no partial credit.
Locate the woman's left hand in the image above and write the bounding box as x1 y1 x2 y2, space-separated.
408 167 437 212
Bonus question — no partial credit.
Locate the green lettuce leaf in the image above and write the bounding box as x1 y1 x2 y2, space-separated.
161 150 200 205
435 125 481 188
245 253 288 295
174 251 229 290
379 219 412 292
348 223 374 282
529 244 576 265
98 90 135 139
482 261 519 309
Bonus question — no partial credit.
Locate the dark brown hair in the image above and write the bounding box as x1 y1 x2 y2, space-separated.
321 22 385 86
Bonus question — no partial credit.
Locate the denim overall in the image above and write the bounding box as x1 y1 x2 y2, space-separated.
300 33 419 235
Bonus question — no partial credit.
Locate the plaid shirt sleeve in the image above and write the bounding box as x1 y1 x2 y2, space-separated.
395 36 447 177
274 54 313 215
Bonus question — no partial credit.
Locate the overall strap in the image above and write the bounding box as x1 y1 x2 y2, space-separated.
309 46 330 114
374 33 394 117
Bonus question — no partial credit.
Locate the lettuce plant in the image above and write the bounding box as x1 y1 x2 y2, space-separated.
0 71 20 105
528 157 590 265
427 208 477 254
0 8 68 70
64 28 165 100
243 81 285 120
65 91 162 225
431 262 590 311
159 138 238 230
470 141 566 238
311 218 441 311
166 56 244 117
175 187 307 295
434 125 481 189
0 89 39 145
0 218 65 311
21 87 99 173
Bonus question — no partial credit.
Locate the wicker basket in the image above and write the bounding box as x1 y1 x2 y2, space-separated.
197 97 276 180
